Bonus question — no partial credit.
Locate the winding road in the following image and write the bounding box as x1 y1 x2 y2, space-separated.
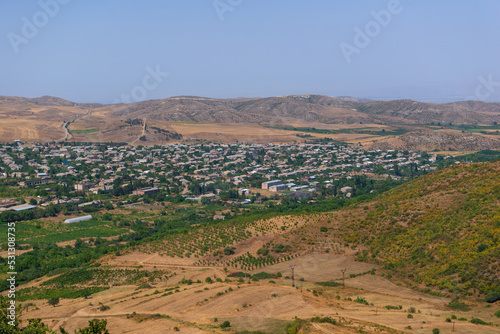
59 108 93 142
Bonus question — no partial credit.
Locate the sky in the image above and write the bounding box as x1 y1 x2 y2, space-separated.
1 0 500 104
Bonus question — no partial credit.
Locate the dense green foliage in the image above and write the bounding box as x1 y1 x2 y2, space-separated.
485 292 500 303
284 318 306 334
0 240 122 292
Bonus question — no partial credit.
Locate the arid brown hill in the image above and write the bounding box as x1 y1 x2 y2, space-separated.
0 95 101 108
369 129 500 151
356 99 500 125
1 94 500 146
109 94 500 125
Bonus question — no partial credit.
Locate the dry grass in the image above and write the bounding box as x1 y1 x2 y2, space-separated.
20 252 500 333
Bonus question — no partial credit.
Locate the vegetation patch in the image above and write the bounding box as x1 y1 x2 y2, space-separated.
70 128 99 133
315 281 342 287
310 316 337 325
447 301 470 311
470 318 490 325
485 292 500 303
284 318 306 334
16 286 108 301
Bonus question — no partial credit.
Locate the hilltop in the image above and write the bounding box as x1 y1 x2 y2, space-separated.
82 94 500 150
0 95 101 108
108 94 500 126
1 94 500 150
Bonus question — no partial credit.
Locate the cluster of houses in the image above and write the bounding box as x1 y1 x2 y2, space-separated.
0 141 452 212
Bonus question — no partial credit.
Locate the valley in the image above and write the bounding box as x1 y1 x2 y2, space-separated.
0 140 499 333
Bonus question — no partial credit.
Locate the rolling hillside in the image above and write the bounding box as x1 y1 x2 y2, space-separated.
109 95 500 126
1 94 500 149
340 160 500 296
355 99 500 125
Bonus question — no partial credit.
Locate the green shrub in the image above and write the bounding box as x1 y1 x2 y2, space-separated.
285 319 305 334
447 301 470 311
227 272 250 278
354 296 369 305
220 320 231 328
257 248 269 256
48 297 59 307
315 281 342 287
252 272 276 279
223 247 235 255
485 292 500 303
477 244 488 252
470 318 489 325
310 316 336 325
99 305 110 311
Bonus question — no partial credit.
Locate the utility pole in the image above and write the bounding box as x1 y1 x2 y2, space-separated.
290 265 296 287
341 268 347 288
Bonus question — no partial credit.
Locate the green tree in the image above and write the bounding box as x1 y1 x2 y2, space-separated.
48 297 59 307
0 295 21 331
75 319 109 334
23 318 54 334
74 239 85 249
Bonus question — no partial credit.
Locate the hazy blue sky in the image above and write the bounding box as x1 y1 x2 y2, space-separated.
1 0 500 103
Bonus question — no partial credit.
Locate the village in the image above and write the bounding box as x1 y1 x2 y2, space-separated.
1 141 499 334
0 140 454 218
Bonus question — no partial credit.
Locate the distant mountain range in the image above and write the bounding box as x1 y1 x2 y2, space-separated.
0 95 101 108
2 94 499 125
109 94 500 126
1 94 499 149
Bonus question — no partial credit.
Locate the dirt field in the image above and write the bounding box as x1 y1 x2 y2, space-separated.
0 119 64 142
258 252 377 282
18 250 500 333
